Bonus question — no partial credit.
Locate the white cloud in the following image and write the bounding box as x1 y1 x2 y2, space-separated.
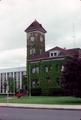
0 0 81 68
0 48 26 68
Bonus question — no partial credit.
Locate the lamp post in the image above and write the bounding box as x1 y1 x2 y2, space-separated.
29 63 31 97
6 80 9 103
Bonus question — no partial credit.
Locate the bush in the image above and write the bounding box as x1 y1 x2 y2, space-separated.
31 88 41 96
48 88 65 96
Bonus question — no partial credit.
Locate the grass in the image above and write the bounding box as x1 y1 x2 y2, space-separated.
0 96 81 105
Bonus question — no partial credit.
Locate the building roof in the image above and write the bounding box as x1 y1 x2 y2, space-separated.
25 20 47 33
28 46 81 62
66 48 80 57
29 47 66 62
0 67 26 73
47 46 66 52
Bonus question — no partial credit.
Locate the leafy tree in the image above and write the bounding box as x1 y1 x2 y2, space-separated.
22 75 27 86
8 77 16 94
22 75 28 95
60 56 81 97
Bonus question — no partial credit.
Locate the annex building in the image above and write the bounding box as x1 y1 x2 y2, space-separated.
0 67 26 94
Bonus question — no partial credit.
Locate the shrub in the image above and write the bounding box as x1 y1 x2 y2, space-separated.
48 88 65 96
31 88 41 96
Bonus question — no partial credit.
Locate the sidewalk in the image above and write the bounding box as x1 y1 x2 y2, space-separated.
0 103 81 110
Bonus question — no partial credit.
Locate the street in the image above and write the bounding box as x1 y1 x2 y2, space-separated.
0 107 81 120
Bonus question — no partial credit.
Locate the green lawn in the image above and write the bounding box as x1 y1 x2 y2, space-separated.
0 96 81 104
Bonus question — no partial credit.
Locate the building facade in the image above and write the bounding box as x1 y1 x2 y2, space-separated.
0 67 26 94
25 20 81 95
28 46 81 95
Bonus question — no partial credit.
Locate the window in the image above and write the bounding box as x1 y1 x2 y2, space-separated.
61 65 64 72
50 51 59 57
32 67 39 74
40 36 43 42
30 36 34 42
36 67 39 73
51 53 53 57
54 52 57 56
45 67 48 72
30 49 32 55
32 68 36 74
30 48 35 55
32 81 36 88
22 71 26 76
32 79 39 88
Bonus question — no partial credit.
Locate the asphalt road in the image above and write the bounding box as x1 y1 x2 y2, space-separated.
0 107 81 120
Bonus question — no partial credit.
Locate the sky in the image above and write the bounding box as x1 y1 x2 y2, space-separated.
0 0 81 69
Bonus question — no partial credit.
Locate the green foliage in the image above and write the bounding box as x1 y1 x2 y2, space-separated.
48 88 65 96
28 59 64 95
8 77 16 93
0 96 81 105
31 88 41 96
61 56 81 97
22 75 27 86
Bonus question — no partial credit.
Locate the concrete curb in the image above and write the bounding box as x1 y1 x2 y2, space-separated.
0 103 81 110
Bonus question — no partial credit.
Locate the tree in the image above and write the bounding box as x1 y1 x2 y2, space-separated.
60 56 81 97
22 75 28 95
8 77 16 94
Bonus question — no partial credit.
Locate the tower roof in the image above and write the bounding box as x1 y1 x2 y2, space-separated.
25 20 47 33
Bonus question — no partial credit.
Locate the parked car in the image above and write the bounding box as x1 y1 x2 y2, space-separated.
15 91 22 98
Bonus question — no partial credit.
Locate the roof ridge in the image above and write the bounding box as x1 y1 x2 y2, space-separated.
25 20 46 33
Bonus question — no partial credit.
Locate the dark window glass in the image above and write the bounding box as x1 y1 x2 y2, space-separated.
54 52 57 56
51 53 53 56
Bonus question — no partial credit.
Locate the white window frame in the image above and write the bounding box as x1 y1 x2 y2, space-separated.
30 36 34 42
40 36 43 42
45 67 48 72
30 49 32 55
49 50 60 57
32 68 36 74
36 67 39 73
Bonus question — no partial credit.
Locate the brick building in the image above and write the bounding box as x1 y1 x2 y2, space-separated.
25 20 81 95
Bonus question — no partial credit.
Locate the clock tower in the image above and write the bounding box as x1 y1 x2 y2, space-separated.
25 20 47 61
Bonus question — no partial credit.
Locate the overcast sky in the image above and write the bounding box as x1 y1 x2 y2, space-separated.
0 0 81 69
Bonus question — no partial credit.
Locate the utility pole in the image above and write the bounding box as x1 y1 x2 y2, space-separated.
27 61 31 97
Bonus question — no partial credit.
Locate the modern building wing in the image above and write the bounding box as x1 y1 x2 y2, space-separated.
0 67 26 94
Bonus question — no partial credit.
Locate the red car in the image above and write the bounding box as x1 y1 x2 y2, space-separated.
16 92 22 98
